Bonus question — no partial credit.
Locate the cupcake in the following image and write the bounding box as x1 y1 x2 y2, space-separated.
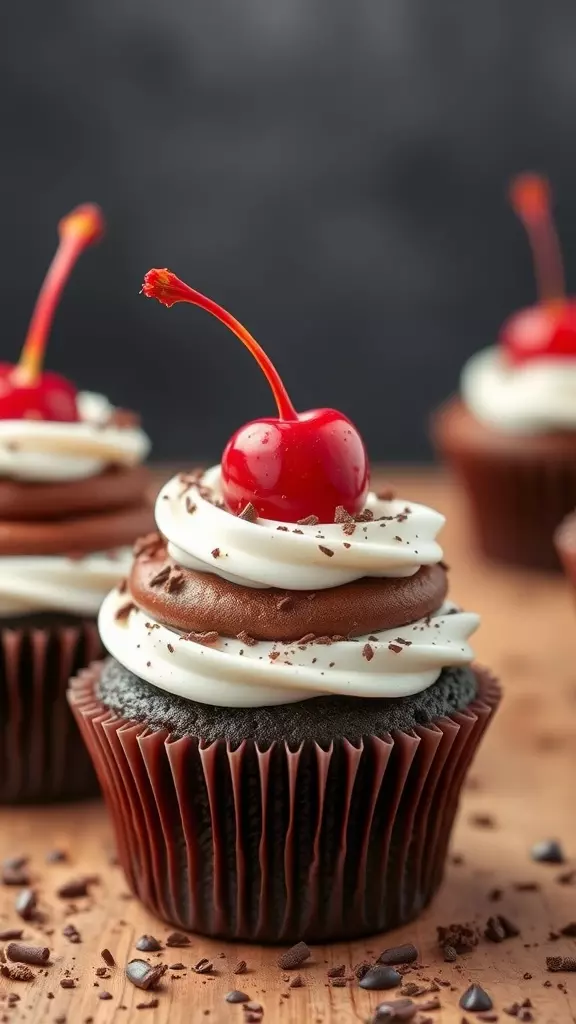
70 269 500 942
0 204 152 803
434 174 576 571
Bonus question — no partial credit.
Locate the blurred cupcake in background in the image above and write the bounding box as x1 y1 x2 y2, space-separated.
70 270 500 942
434 174 576 570
0 204 152 803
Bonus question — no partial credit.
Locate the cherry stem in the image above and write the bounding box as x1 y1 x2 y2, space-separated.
509 173 565 305
141 269 299 421
15 204 105 385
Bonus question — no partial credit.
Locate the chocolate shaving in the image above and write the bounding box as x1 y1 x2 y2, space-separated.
388 643 403 654
342 521 356 535
547 956 576 972
62 924 81 944
297 515 319 525
276 596 292 611
165 931 190 947
354 508 374 522
15 889 36 921
185 497 197 514
165 570 185 593
238 503 258 522
1 964 34 982
237 631 257 646
57 878 90 899
125 960 167 990
297 633 316 645
377 943 418 966
233 960 247 974
115 602 136 623
318 545 334 557
327 965 346 977
193 957 213 974
362 643 375 661
60 978 75 989
183 630 219 646
277 942 311 970
211 547 221 559
149 566 171 587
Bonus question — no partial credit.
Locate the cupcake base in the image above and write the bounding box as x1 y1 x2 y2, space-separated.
0 614 102 804
69 659 500 942
433 397 576 571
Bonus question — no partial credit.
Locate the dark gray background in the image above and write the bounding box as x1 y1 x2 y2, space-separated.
1 0 576 462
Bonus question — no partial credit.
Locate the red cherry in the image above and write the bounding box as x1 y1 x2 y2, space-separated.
502 173 576 366
501 301 576 366
0 203 105 422
142 269 370 522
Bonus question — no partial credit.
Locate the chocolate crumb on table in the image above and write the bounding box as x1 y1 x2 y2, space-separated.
233 960 248 974
277 942 311 970
1 963 35 982
100 948 115 966
166 931 190 947
376 943 419 966
15 888 37 921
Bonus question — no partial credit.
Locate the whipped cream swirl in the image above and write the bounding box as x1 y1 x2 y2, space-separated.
99 466 479 706
0 391 150 482
156 466 444 590
99 587 479 707
0 550 135 617
462 346 576 433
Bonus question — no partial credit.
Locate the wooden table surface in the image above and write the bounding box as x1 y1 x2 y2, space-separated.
1 469 576 1024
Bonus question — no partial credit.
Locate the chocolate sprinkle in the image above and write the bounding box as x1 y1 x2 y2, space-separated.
101 948 115 966
0 929 23 941
277 942 311 970
60 979 75 989
149 566 171 587
114 601 135 623
377 943 419 966
99 992 113 1001
530 839 565 864
6 943 49 966
1 866 30 887
459 985 493 1012
125 959 167 990
135 935 162 952
359 966 402 991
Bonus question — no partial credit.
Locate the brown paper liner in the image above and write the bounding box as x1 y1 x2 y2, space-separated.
69 665 500 942
434 398 576 571
0 622 102 804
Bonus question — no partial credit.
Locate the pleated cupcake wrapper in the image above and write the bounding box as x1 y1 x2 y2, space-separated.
69 666 500 942
0 623 102 804
437 424 576 571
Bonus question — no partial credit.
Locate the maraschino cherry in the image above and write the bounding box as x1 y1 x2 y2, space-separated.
142 269 369 522
501 173 576 365
0 203 105 421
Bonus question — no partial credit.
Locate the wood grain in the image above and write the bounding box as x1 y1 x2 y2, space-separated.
1 468 576 1023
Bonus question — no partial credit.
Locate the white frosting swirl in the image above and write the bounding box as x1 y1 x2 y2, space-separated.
0 550 134 617
156 466 445 590
99 587 479 707
462 346 576 433
0 391 150 482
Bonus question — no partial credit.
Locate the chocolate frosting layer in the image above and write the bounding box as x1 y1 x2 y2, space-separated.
0 505 154 557
0 466 151 522
129 548 448 640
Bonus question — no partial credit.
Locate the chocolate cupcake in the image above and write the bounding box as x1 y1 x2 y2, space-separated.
0 205 152 803
70 270 500 941
434 174 576 571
